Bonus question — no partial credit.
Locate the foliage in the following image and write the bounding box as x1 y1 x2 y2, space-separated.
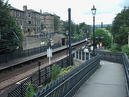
112 7 129 45
59 66 74 76
63 21 91 39
0 0 23 53
72 31 84 40
25 84 35 97
90 28 112 48
110 43 121 52
79 22 91 37
63 20 77 35
105 25 112 32
51 64 75 80
121 45 129 57
51 64 61 80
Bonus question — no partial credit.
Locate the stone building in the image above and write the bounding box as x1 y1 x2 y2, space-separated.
9 5 62 37
9 5 25 32
23 5 42 36
41 12 55 35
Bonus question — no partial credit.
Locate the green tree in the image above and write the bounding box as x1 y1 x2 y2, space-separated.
79 22 91 38
112 7 129 45
0 0 23 53
63 20 77 35
105 25 112 32
91 28 112 48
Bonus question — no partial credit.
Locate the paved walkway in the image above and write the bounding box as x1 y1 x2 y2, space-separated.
74 61 127 97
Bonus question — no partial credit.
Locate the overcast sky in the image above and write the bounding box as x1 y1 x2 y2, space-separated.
8 0 129 25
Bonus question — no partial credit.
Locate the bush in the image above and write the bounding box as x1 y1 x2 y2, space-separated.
110 43 121 52
59 66 74 76
51 64 61 80
121 45 129 57
25 84 35 97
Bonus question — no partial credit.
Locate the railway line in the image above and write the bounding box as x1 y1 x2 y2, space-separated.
0 39 88 97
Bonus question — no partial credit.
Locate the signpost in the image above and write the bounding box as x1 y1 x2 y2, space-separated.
47 47 52 64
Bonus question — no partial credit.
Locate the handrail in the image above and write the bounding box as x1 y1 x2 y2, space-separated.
97 51 129 96
34 56 100 97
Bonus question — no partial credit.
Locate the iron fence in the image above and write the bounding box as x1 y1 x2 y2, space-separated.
32 51 129 97
97 51 129 96
33 55 100 97
0 38 85 64
8 56 69 97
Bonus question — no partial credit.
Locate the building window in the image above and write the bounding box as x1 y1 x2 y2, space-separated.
28 28 30 32
28 21 31 24
28 14 31 17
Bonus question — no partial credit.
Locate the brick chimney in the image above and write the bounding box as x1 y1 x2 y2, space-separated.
23 5 27 11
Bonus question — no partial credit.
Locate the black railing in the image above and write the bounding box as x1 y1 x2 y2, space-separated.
97 51 129 96
8 57 69 97
33 56 100 97
32 51 129 97
0 44 60 64
0 38 85 64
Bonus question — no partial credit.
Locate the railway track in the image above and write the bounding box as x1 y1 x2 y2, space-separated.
0 40 87 97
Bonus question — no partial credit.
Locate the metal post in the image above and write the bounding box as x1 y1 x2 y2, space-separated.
68 8 72 65
89 52 91 59
74 51 76 59
93 15 95 56
81 51 83 60
48 47 51 64
85 52 86 60
38 62 41 86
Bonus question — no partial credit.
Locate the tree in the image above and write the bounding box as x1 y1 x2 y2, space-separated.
0 0 23 53
78 22 91 38
90 28 112 48
63 20 77 35
112 7 129 45
105 25 112 32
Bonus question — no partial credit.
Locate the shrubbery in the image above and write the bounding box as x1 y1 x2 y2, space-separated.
51 64 61 80
25 84 35 97
59 66 75 76
110 43 121 52
121 45 129 57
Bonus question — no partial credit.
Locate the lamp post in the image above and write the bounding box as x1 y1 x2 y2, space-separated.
68 8 73 65
91 5 96 56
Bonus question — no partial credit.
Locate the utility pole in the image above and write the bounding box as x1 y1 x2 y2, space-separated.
68 8 72 65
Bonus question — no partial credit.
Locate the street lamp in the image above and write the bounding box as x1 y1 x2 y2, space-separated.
91 5 96 56
68 8 73 65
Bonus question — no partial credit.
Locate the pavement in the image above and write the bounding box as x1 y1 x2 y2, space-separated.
74 61 127 97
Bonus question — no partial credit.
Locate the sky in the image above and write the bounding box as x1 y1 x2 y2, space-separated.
8 0 129 25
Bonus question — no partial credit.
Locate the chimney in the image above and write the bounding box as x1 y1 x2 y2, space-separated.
40 9 42 14
8 4 11 7
101 22 103 28
23 5 27 11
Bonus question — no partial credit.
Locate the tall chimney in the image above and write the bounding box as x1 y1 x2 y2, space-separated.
40 9 42 14
23 5 27 11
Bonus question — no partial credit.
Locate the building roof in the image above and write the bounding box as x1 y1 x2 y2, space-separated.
9 5 23 12
42 12 54 16
28 9 41 15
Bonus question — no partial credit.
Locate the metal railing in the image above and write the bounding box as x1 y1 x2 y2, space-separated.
8 56 69 97
97 51 129 96
33 51 129 97
33 55 100 97
0 38 85 64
